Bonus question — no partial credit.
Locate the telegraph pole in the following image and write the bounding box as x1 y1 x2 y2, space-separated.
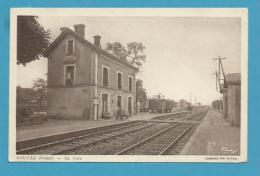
213 56 227 88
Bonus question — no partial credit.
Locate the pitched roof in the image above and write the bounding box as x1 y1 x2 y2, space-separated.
43 27 138 72
226 73 241 83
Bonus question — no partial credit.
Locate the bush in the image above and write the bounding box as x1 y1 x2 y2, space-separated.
101 112 111 119
116 110 127 120
16 105 47 126
16 106 34 124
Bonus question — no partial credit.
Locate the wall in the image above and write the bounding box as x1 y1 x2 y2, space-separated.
222 92 228 119
96 54 136 117
97 87 135 117
47 87 91 119
48 35 92 86
227 84 241 126
47 35 93 119
47 34 137 120
97 55 136 92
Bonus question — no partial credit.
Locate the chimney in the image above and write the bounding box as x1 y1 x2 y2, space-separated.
73 24 85 38
93 35 101 47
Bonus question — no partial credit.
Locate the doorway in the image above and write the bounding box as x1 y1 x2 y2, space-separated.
128 97 132 115
117 96 122 111
102 94 108 114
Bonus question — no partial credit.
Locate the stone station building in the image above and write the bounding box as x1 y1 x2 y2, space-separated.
44 24 138 120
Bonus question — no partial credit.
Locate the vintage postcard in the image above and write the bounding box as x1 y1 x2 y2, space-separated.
9 8 248 162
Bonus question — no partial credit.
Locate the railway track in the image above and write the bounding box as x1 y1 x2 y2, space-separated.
17 121 169 155
17 109 209 155
52 121 161 155
116 109 208 155
152 112 188 121
17 120 147 154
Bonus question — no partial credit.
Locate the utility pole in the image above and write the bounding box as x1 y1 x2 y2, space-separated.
213 56 227 89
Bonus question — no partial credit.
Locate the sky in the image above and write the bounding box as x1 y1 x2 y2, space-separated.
17 16 241 105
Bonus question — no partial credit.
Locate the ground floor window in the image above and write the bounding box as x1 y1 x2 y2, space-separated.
65 65 75 86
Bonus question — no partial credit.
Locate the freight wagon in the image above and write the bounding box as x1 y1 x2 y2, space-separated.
148 99 175 113
139 100 149 112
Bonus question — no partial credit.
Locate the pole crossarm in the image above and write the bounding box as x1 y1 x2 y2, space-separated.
212 56 227 92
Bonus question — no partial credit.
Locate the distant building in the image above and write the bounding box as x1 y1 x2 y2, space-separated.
44 24 138 120
221 73 241 126
177 99 189 109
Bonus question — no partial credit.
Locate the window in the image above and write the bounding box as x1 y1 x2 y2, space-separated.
102 94 108 113
102 66 109 86
66 40 74 55
128 76 133 91
65 65 75 86
117 72 122 90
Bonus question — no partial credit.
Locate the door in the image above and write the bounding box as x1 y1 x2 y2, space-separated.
224 96 228 119
117 96 122 111
102 94 108 113
128 97 132 115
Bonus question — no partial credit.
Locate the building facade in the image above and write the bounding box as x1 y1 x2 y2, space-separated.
44 24 138 120
221 73 241 126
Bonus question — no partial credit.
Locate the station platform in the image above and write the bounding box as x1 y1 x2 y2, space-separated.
17 111 178 141
181 109 240 155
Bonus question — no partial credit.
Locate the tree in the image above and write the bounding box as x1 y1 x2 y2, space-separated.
106 42 127 60
136 79 147 104
16 86 36 105
127 42 146 67
17 16 50 65
106 41 146 69
32 78 47 106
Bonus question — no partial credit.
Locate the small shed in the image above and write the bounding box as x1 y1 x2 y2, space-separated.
222 73 241 126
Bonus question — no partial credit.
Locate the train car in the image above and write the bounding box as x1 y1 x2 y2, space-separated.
186 104 193 111
160 100 167 113
148 99 175 113
139 100 149 112
165 99 174 112
148 99 158 112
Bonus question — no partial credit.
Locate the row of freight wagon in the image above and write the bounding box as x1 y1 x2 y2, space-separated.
139 99 177 113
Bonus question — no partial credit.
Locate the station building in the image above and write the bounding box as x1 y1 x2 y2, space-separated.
44 24 138 120
220 73 241 126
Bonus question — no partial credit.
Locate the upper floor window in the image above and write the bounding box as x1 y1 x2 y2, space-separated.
66 40 74 56
65 65 75 86
117 72 122 90
102 66 109 86
128 76 133 91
